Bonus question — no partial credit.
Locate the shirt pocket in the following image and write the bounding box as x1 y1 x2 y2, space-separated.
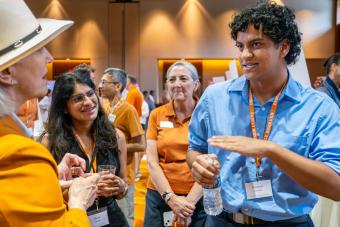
274 135 309 156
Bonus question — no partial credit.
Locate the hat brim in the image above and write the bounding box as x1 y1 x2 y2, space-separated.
0 18 73 71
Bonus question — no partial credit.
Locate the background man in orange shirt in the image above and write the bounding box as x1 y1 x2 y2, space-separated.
99 68 145 227
126 74 143 116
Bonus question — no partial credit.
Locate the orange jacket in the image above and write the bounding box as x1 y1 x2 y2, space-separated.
0 115 90 227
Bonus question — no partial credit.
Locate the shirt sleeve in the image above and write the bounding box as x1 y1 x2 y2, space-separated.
146 108 158 140
127 106 144 139
188 91 209 154
308 100 340 174
65 208 90 227
0 137 90 227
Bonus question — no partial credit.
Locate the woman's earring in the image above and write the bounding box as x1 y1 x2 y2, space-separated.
11 79 17 85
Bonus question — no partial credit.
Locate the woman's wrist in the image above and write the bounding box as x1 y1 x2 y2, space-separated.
186 194 200 205
116 179 128 199
165 193 175 205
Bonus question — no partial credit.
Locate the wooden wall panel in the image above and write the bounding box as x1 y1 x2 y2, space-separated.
108 2 140 80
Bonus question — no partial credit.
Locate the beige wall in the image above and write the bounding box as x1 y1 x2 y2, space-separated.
26 0 110 84
26 0 336 97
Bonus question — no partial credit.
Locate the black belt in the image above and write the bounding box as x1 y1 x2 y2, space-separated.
219 211 309 225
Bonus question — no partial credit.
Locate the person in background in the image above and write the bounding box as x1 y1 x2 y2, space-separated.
135 96 150 182
317 53 340 108
126 74 143 116
0 0 99 226
39 88 52 127
99 68 145 227
140 98 150 131
312 77 324 89
17 98 38 137
74 63 96 82
144 91 156 111
149 89 156 103
187 2 340 227
142 90 155 130
144 61 206 227
42 71 129 227
31 89 52 140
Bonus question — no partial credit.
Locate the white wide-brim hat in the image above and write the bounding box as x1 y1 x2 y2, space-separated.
0 0 74 71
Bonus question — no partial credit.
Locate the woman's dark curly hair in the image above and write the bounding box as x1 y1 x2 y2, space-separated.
46 70 119 163
229 1 302 65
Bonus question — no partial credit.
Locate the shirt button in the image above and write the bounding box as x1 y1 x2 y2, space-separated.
243 208 249 212
261 107 265 111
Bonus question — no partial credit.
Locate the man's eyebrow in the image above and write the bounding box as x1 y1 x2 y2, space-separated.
250 38 264 42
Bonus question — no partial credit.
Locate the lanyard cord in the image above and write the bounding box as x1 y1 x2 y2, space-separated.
248 79 288 178
107 99 123 115
73 130 97 173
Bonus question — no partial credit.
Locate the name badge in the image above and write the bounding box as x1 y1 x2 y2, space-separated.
160 121 174 128
108 114 116 123
87 207 109 227
245 179 273 200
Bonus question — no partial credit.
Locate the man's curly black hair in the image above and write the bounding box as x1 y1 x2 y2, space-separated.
229 1 302 65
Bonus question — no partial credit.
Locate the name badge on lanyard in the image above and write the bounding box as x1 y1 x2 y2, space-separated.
245 179 273 199
108 113 116 123
244 80 287 200
87 207 110 227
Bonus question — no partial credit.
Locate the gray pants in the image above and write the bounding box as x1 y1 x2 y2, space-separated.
143 189 206 227
117 184 135 227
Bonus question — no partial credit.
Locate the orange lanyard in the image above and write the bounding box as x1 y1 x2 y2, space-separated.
73 130 96 172
107 99 123 115
248 79 287 178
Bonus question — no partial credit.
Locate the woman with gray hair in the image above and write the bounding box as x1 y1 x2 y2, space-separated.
0 1 99 226
144 61 206 226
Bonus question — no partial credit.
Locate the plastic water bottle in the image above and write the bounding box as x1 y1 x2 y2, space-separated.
203 175 223 215
203 158 223 215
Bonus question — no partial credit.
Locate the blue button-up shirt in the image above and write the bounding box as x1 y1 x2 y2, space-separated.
188 74 340 221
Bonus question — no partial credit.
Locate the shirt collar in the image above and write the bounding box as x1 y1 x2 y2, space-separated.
10 113 32 137
165 97 198 118
228 71 302 104
228 76 247 92
165 100 176 117
325 76 340 93
280 71 302 103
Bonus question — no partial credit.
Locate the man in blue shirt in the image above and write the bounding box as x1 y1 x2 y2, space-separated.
187 2 340 227
317 53 340 108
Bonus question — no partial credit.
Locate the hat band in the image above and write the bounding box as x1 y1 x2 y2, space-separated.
0 25 42 57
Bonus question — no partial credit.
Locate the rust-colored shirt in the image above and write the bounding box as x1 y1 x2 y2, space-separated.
103 100 144 185
17 98 38 129
146 101 195 194
126 86 143 117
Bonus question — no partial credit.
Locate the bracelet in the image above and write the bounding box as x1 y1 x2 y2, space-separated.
162 191 173 204
116 182 128 199
122 184 128 196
